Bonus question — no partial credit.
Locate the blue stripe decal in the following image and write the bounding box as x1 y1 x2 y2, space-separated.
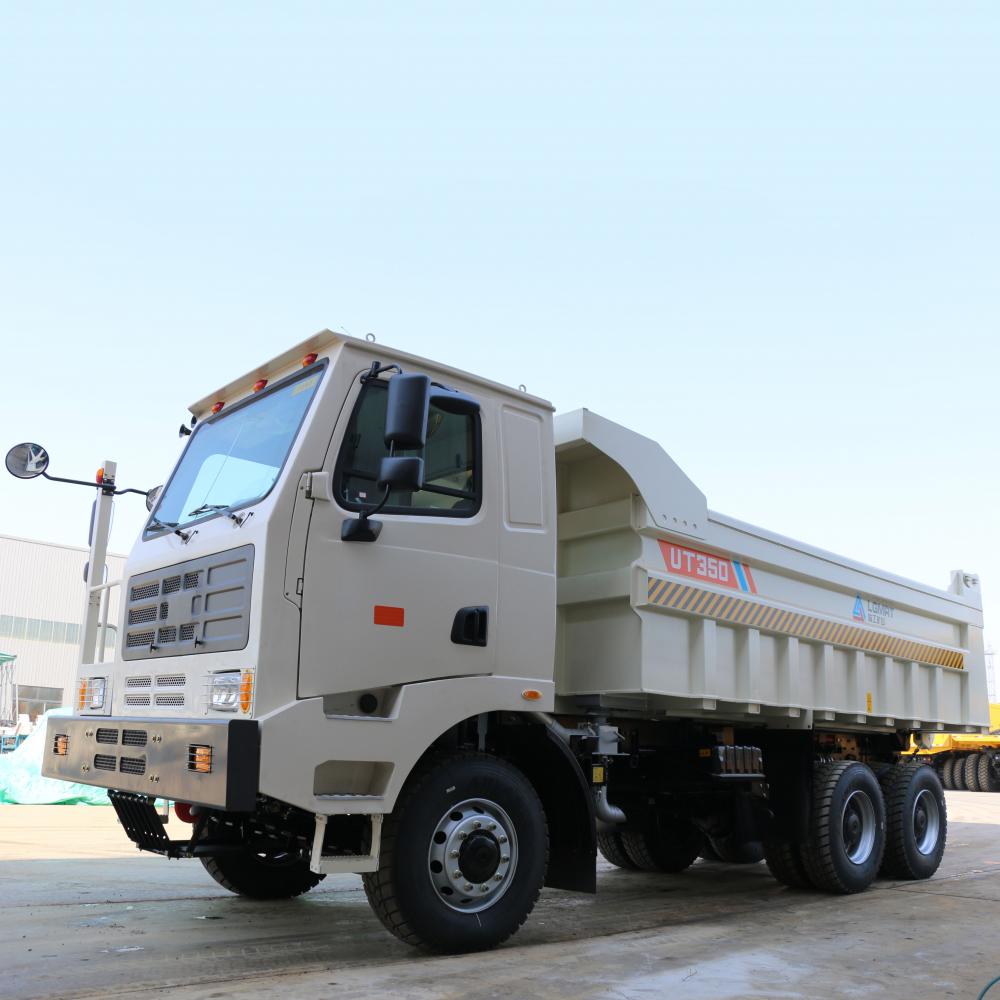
732 562 750 593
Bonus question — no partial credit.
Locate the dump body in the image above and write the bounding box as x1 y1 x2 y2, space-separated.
554 409 987 734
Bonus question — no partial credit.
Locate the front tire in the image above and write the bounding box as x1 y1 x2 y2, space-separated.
201 850 325 900
764 838 813 889
363 753 548 953
880 762 946 879
598 830 639 869
800 761 885 894
621 818 701 873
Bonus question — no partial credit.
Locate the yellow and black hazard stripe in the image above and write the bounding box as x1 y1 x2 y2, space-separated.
646 578 964 670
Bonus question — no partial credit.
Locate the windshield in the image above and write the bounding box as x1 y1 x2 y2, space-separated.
147 367 323 535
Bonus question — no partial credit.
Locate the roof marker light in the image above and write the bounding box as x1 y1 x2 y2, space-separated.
211 401 225 414
96 467 105 484
252 379 268 393
302 352 318 367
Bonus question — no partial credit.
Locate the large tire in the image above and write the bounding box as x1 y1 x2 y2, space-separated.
764 838 813 889
880 761 947 880
978 753 1000 793
964 753 982 792
952 755 968 790
801 761 885 894
621 818 701 873
941 758 955 790
598 830 639 869
201 850 325 900
362 753 548 953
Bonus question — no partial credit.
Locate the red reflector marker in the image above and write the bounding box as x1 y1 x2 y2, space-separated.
374 605 405 627
302 352 318 367
174 802 196 823
252 379 268 393
211 401 225 414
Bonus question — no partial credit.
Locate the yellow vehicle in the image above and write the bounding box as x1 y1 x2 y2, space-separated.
919 704 1000 792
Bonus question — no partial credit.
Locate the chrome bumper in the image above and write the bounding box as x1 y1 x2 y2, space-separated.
41 715 259 811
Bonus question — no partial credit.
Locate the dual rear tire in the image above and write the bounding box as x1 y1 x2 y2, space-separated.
766 760 946 893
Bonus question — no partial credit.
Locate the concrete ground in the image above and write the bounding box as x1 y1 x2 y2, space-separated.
2 794 1000 1000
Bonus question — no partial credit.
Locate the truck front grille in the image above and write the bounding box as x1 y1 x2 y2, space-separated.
95 728 118 745
94 754 116 771
119 756 146 776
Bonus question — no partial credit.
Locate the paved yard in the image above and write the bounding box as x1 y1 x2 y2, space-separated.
1 793 999 999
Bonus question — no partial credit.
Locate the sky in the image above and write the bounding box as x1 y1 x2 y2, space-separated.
0 3 997 652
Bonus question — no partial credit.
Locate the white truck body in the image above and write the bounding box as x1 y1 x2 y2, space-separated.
32 330 986 952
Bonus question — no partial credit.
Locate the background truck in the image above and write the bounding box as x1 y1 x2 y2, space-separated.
916 703 1000 792
12 330 988 953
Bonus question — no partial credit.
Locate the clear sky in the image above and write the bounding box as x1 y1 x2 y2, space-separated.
1 4 997 651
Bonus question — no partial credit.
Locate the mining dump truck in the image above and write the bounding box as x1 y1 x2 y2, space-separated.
12 331 988 952
917 703 1000 792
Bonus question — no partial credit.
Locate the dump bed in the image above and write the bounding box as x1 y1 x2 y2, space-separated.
554 409 988 734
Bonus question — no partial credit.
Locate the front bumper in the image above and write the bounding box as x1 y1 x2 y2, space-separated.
42 715 259 811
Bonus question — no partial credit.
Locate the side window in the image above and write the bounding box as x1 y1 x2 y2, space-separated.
334 380 481 516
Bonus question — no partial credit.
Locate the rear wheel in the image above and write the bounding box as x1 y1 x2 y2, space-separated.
978 753 1000 793
598 830 639 869
621 818 701 873
201 850 325 900
952 756 968 790
764 838 813 889
880 761 946 880
800 761 885 894
362 753 548 953
964 753 982 792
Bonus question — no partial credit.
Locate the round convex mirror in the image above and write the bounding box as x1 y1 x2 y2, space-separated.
5 442 50 479
145 484 163 512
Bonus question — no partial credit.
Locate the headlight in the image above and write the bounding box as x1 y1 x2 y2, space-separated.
88 677 106 710
210 671 241 712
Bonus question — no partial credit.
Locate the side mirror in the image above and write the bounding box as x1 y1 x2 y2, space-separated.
384 373 430 449
378 456 424 492
5 442 50 480
145 485 163 512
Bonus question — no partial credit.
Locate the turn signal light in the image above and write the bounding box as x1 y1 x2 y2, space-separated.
302 352 318 367
53 734 69 756
252 379 268 393
520 689 543 701
188 745 213 773
239 670 254 714
211 401 225 414
77 680 87 711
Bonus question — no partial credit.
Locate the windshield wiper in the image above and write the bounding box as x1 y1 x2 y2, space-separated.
188 503 230 517
148 515 193 543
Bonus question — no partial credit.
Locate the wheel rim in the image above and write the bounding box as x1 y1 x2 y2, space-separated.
427 797 518 914
912 789 941 856
841 789 877 865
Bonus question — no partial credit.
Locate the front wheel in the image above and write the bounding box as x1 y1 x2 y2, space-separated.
201 850 325 899
363 753 548 953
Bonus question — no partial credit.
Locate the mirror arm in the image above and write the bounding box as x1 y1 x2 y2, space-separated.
40 472 149 498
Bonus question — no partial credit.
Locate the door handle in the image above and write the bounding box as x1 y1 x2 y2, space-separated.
451 606 488 647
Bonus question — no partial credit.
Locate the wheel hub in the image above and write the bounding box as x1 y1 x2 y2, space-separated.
912 788 941 856
427 798 518 914
841 789 876 865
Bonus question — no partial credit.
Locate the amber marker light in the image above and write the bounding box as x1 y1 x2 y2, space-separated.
521 689 543 701
53 734 69 756
252 379 268 392
96 467 105 484
77 680 87 711
189 745 213 773
302 352 318 367
211 401 225 414
239 671 254 714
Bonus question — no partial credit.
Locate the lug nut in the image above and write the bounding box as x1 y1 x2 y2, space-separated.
473 821 481 829
499 835 508 844
464 883 473 891
449 850 459 858
453 870 462 878
501 856 509 864
489 823 497 831
480 885 489 892
494 874 503 882
458 832 467 840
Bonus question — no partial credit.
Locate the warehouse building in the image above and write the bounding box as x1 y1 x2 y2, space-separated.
0 534 126 725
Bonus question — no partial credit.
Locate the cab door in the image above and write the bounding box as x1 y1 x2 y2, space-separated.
297 373 498 698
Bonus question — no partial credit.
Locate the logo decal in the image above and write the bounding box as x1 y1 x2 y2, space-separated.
852 595 866 622
852 594 894 627
658 541 757 594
